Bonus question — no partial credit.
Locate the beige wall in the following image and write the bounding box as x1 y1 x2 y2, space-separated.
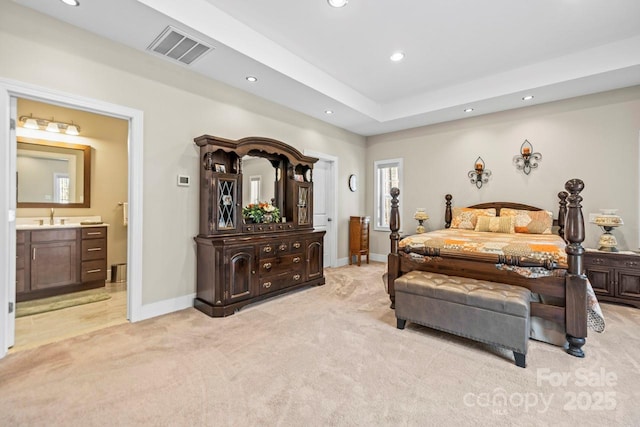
366 86 640 255
16 99 129 271
0 0 366 304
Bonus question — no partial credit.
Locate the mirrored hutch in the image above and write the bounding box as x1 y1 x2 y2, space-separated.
193 135 325 317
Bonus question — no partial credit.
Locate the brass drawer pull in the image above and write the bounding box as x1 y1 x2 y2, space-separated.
263 246 272 253
263 262 272 270
86 232 102 236
86 269 102 274
293 257 301 263
293 274 301 280
292 242 301 249
279 244 287 251
263 281 272 288
87 248 102 252
625 261 638 267
593 258 604 265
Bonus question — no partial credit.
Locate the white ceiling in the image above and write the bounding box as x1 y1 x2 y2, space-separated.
14 0 640 136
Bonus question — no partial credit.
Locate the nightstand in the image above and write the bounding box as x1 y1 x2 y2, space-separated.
584 250 640 308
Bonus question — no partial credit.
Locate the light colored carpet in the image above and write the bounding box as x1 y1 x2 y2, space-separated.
1 263 638 426
15 290 111 318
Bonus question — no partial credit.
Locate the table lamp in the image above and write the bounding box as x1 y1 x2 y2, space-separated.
414 209 429 234
590 209 623 252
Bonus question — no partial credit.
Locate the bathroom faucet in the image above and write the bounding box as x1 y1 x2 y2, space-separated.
50 208 55 225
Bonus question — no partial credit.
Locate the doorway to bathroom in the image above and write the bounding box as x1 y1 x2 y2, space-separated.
11 98 129 351
0 78 145 358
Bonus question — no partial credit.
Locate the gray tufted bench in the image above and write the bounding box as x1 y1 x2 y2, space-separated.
395 271 531 368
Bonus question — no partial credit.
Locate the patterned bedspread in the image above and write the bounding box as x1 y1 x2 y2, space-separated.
398 229 605 333
399 228 568 268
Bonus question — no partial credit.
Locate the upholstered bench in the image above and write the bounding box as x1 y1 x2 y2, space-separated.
395 271 531 368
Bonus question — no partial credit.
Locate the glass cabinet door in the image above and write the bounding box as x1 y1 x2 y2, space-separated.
217 177 238 231
296 183 311 226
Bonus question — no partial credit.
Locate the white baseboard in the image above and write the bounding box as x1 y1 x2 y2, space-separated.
134 293 196 322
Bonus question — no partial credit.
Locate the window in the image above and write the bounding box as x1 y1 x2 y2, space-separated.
53 173 70 204
374 158 402 231
249 176 261 204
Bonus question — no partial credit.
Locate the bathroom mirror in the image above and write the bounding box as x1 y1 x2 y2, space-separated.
17 138 91 208
241 155 277 208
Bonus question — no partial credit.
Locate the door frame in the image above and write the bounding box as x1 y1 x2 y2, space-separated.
304 150 337 268
0 77 144 359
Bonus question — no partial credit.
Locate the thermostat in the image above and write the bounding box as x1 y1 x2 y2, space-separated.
177 175 190 186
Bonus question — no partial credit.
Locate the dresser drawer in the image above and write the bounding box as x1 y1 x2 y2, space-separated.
259 254 304 276
586 254 640 269
82 227 106 239
81 260 107 282
82 238 106 261
258 270 304 295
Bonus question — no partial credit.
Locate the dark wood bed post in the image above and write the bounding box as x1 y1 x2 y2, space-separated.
387 187 401 308
563 179 588 357
557 191 568 240
444 194 453 228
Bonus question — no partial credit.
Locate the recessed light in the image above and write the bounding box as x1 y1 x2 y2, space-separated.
327 0 348 7
246 76 258 82
522 95 534 101
60 0 80 6
325 110 334 115
390 51 405 62
464 108 474 113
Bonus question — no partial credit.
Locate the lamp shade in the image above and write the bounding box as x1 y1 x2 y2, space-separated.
65 124 80 135
46 122 60 133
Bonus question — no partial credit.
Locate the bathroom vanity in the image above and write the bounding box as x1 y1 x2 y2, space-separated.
16 224 107 302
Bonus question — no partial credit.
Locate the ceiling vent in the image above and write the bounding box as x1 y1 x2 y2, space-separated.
147 26 212 65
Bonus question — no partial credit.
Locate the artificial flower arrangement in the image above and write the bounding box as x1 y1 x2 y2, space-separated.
242 201 281 223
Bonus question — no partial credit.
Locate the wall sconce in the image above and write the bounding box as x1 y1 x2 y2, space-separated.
590 209 624 252
19 114 81 135
468 156 491 189
513 139 541 175
414 208 429 233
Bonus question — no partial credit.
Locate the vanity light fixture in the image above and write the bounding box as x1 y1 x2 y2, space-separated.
60 0 80 6
19 115 82 135
390 51 405 62
327 0 348 7
246 76 258 82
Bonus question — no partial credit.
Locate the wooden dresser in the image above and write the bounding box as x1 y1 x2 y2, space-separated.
349 216 370 266
584 250 640 308
16 226 107 302
193 135 325 317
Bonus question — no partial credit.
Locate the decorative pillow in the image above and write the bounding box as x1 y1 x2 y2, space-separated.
474 215 515 233
450 207 496 230
500 208 553 234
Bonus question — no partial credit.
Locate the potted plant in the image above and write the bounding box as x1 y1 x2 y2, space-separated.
242 202 281 223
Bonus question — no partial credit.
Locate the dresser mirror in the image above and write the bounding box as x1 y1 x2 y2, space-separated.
17 138 91 208
241 155 277 208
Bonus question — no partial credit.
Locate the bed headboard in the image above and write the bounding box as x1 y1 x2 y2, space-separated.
444 191 569 239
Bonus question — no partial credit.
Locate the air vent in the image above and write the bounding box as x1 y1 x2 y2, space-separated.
148 26 212 65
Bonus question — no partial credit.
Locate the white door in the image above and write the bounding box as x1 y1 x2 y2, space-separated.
311 156 336 267
6 96 17 348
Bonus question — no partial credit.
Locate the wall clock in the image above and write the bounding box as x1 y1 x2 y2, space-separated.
348 174 357 192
